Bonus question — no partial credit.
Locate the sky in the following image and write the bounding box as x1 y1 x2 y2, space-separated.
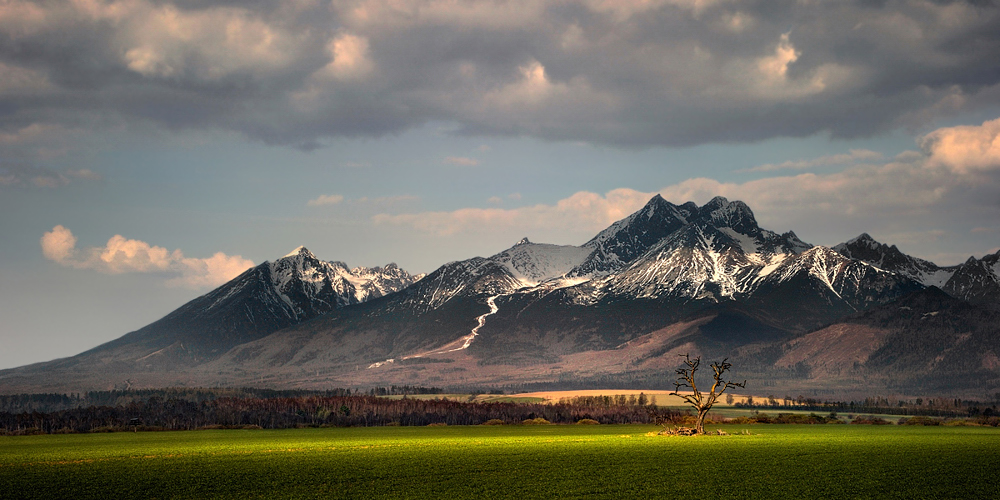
2 0 1000 370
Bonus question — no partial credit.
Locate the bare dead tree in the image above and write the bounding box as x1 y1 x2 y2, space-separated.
669 354 746 435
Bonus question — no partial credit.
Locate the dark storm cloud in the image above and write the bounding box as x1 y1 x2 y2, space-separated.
1 0 999 148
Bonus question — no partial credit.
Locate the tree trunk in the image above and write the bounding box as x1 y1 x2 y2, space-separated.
695 408 709 434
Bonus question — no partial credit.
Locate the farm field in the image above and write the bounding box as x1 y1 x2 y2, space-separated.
383 390 902 421
2 425 998 499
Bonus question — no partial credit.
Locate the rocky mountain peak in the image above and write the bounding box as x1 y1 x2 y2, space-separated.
700 195 730 211
571 195 691 277
835 233 903 258
283 246 317 259
697 197 759 235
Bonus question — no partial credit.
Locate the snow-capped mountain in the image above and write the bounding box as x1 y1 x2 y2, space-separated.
391 238 593 313
320 195 928 371
353 196 934 330
4 195 998 396
833 234 956 287
489 238 591 287
601 197 814 302
560 196 915 325
396 257 521 311
942 251 1000 307
832 233 1000 308
54 248 424 366
270 246 423 314
568 195 695 277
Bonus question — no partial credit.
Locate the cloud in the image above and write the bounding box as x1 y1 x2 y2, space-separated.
374 119 1000 255
307 194 345 207
356 195 419 204
342 161 372 168
920 116 1000 174
1 0 999 148
40 226 253 289
40 225 77 263
443 156 479 166
310 193 419 207
661 118 1000 220
374 188 653 236
324 33 375 81
0 163 102 188
167 252 259 289
739 149 883 173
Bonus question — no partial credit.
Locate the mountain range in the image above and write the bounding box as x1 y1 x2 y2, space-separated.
1 195 998 398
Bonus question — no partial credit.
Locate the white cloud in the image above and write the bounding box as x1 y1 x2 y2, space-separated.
324 33 374 81
757 33 799 82
739 149 883 173
40 225 77 263
443 156 479 166
373 119 1000 255
920 116 1000 174
746 32 839 100
307 194 345 206
112 2 301 81
365 195 419 204
40 226 253 289
167 252 258 289
373 188 653 236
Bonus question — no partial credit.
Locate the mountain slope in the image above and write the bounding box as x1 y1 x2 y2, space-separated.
833 234 1000 308
941 251 1000 308
833 233 956 287
569 195 696 277
3 196 998 397
773 287 1000 393
0 248 423 381
489 238 591 288
232 196 924 377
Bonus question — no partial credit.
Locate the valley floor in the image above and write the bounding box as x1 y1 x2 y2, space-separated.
2 425 998 499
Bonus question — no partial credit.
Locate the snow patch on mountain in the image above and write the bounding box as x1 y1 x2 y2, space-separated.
718 227 760 255
489 240 591 287
267 246 422 318
916 269 956 288
833 233 956 288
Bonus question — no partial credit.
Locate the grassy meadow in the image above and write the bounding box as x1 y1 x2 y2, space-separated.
2 424 999 499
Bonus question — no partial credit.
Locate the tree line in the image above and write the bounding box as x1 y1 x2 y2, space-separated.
733 397 999 418
0 388 355 414
0 394 661 435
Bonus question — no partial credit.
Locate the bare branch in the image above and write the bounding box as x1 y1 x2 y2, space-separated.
666 353 746 435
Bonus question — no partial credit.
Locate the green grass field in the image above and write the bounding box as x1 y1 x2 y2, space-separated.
2 425 998 499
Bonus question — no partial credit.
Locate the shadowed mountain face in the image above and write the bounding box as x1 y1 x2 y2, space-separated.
0 249 423 390
107 247 424 362
833 233 1000 309
767 287 1000 394
2 196 998 396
